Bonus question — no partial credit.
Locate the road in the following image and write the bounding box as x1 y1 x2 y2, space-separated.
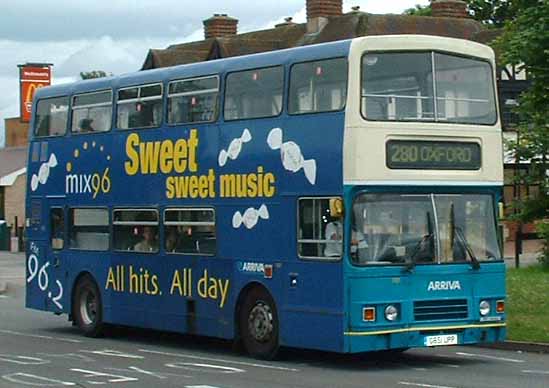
1 252 548 388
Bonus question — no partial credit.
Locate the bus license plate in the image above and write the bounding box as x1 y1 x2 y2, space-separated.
424 334 458 347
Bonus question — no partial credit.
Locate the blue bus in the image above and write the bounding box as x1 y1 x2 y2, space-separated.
26 35 506 359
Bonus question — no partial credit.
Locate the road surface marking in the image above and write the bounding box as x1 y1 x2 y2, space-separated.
0 354 50 365
186 386 223 388
2 373 75 386
399 382 456 388
522 370 549 375
455 351 525 363
139 349 300 372
71 369 139 384
0 329 82 343
37 352 95 362
166 362 244 374
80 349 144 359
412 367 428 371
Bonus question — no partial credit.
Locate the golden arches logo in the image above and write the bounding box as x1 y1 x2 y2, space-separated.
24 83 45 113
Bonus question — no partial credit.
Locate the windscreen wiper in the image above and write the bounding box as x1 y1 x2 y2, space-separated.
449 203 480 270
405 233 433 272
454 226 480 270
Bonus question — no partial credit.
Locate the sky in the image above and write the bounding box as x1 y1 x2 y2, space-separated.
0 0 429 147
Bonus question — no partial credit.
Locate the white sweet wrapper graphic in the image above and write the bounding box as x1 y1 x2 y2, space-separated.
31 174 39 191
218 128 252 167
267 127 317 185
232 204 270 229
31 153 58 192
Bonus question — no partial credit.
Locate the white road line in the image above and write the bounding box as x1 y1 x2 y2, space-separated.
80 349 144 359
138 349 300 372
2 372 76 386
522 370 549 375
0 329 82 344
399 382 456 388
455 351 525 363
166 362 244 374
186 386 223 388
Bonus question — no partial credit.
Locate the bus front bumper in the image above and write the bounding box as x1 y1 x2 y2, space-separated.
344 322 506 353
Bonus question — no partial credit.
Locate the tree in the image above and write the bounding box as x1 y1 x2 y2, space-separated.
404 4 432 16
80 70 111 80
467 0 539 27
496 2 549 265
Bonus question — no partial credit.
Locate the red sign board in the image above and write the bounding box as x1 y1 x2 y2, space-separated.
19 65 51 123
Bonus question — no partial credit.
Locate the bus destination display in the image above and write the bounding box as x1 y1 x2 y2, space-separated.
386 140 481 170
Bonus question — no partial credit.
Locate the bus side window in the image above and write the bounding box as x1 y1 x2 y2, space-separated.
289 58 347 115
50 208 65 250
35 97 69 137
69 208 109 251
164 208 216 255
72 90 113 134
113 209 159 253
297 198 342 259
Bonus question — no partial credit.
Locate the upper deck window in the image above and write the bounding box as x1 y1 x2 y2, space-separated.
117 83 162 129
72 90 112 133
35 96 69 137
289 58 347 114
168 76 219 124
361 52 497 125
224 66 283 121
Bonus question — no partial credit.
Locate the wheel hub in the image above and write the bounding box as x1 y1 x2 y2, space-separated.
248 301 273 342
79 289 97 325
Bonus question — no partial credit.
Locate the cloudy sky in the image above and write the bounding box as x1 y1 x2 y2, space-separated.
0 0 429 147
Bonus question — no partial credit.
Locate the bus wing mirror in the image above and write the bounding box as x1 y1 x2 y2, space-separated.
329 198 344 218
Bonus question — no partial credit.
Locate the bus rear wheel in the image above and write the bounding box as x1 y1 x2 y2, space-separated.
72 275 104 337
240 287 279 360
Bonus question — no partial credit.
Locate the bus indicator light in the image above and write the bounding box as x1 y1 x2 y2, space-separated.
363 307 375 322
496 300 505 313
264 264 273 279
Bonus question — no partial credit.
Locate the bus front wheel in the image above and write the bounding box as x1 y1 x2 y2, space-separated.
239 287 279 360
72 275 104 337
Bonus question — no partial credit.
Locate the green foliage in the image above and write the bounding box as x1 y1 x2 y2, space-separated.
80 70 111 80
497 2 549 263
404 4 432 16
507 265 549 342
535 221 549 267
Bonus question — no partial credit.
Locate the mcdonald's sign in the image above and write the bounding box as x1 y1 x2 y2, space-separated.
19 64 52 123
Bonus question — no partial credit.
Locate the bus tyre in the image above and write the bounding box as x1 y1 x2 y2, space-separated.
240 287 279 360
73 275 104 337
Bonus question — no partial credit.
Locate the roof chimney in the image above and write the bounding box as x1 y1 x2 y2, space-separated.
306 0 342 34
203 14 238 39
307 0 342 19
431 0 469 18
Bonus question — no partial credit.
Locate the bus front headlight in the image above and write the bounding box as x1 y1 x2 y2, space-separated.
385 305 398 321
479 300 490 316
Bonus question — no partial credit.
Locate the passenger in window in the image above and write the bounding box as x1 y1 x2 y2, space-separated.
325 215 365 257
165 227 179 253
80 118 94 132
51 210 64 250
134 226 158 252
324 216 343 257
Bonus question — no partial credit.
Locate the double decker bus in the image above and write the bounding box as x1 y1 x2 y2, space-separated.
26 35 505 359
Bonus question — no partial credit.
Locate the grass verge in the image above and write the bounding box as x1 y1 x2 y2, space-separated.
506 265 549 342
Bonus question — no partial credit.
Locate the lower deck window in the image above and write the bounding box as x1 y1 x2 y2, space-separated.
69 208 109 251
113 209 159 253
164 208 216 255
298 197 342 259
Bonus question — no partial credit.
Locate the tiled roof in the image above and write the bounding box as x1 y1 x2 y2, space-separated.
0 146 27 183
142 12 490 70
